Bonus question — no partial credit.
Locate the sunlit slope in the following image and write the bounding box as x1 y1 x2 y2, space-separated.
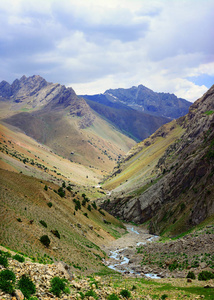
0 168 125 273
103 120 185 191
0 122 103 186
3 109 135 174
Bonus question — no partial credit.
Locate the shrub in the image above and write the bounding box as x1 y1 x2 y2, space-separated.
0 255 8 268
92 201 97 210
0 269 16 282
40 235 50 247
51 229 60 239
120 289 131 298
83 212 88 218
98 208 105 216
50 277 68 297
39 220 47 228
108 293 119 300
13 254 25 263
87 204 91 212
186 271 195 279
47 202 52 208
161 295 168 300
18 275 36 299
168 261 179 271
73 199 81 210
85 289 98 299
0 270 16 294
198 271 214 281
44 185 48 191
58 187 65 198
66 186 72 192
0 250 11 258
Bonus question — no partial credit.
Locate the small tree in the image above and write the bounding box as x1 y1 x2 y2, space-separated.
40 235 50 247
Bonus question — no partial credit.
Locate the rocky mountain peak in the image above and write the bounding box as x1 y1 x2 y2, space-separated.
103 84 191 119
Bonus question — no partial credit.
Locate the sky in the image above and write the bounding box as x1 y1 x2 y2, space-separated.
0 0 213 102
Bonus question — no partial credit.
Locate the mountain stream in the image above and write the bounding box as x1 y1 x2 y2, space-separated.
102 225 160 278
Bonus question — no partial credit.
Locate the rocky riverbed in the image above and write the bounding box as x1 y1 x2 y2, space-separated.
101 224 214 279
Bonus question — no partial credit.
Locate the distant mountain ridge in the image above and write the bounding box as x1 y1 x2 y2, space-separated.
0 75 135 171
104 85 191 119
81 84 191 141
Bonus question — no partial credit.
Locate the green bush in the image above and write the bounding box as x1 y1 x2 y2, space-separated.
186 271 196 279
66 186 72 192
50 277 69 297
120 289 131 298
58 187 65 197
73 199 81 210
0 250 11 258
108 293 119 300
40 235 50 247
0 269 16 294
198 271 214 281
85 289 98 299
13 254 25 263
92 201 97 210
51 229 60 239
0 255 8 268
44 185 48 191
18 275 36 299
39 220 47 228
161 295 168 300
47 202 52 208
168 261 179 271
0 269 16 282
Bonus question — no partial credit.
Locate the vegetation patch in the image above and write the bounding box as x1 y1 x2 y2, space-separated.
204 110 214 115
13 254 25 262
0 269 16 294
39 220 47 228
18 274 36 299
40 235 50 247
50 276 69 297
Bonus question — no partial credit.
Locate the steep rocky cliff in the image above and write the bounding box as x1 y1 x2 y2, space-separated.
101 85 214 236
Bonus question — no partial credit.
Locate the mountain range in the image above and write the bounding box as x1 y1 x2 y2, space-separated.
81 85 191 141
0 75 213 293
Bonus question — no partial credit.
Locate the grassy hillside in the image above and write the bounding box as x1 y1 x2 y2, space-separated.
0 123 106 187
3 109 135 174
0 168 126 274
84 97 169 141
102 119 184 191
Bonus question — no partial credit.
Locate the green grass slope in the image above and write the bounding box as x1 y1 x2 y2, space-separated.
103 119 184 191
0 168 125 274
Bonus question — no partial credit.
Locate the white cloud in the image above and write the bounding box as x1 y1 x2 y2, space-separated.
0 0 213 102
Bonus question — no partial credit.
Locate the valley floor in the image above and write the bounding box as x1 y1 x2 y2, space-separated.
102 224 214 280
0 243 214 300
